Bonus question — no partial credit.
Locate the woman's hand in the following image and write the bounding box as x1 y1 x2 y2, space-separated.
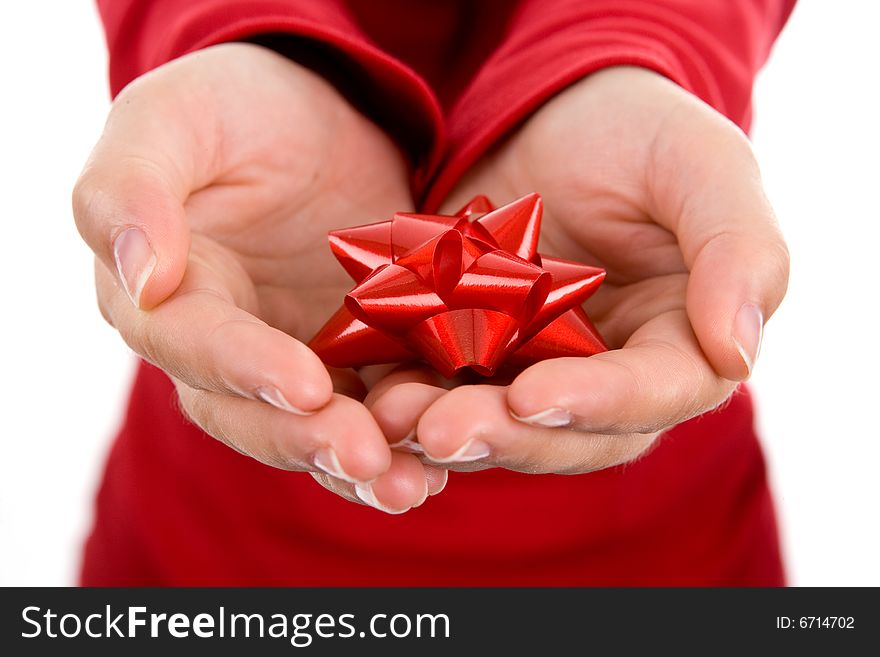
369 66 790 474
73 43 444 512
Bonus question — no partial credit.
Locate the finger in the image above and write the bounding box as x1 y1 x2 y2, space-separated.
362 365 447 451
424 465 449 496
505 309 736 437
310 472 364 506
362 364 446 405
416 384 656 474
649 106 790 380
370 383 448 451
176 385 391 483
328 367 368 400
586 273 688 349
311 458 448 513
96 242 332 413
72 69 214 309
313 452 433 514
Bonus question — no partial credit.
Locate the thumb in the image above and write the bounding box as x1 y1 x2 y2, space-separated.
650 107 790 381
73 78 201 309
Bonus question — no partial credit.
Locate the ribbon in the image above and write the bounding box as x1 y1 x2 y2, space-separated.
309 193 608 378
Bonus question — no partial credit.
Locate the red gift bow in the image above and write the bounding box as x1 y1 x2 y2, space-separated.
309 193 608 378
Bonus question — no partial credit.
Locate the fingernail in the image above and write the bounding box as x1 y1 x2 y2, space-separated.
255 385 314 416
389 429 424 454
510 407 573 428
355 483 411 515
733 303 764 377
113 227 157 308
426 469 448 497
426 438 490 464
313 447 362 485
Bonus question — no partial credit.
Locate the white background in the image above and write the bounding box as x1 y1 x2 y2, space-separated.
0 2 877 586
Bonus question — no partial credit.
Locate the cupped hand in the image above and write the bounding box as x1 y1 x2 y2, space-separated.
369 66 789 474
73 43 444 512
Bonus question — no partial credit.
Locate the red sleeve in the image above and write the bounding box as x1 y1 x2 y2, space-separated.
95 0 445 188
96 0 795 209
422 0 797 210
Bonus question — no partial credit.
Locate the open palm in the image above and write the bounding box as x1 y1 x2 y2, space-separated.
368 67 789 475
75 43 444 511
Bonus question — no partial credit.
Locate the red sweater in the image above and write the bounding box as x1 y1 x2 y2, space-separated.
83 0 794 586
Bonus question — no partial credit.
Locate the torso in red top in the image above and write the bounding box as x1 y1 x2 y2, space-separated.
82 0 793 585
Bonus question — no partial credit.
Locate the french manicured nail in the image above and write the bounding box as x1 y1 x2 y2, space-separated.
511 407 573 428
426 468 448 497
313 447 362 485
255 385 314 416
113 227 156 308
389 429 424 454
426 438 490 464
733 303 764 377
355 483 410 515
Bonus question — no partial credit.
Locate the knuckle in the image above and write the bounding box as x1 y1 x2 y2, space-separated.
173 383 204 427
71 170 103 236
129 319 155 361
767 237 792 299
623 333 720 432
124 315 163 367
593 356 649 430
201 314 259 391
653 338 719 421
176 384 267 464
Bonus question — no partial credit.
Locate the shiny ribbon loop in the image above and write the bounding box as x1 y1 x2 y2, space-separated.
310 193 609 378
